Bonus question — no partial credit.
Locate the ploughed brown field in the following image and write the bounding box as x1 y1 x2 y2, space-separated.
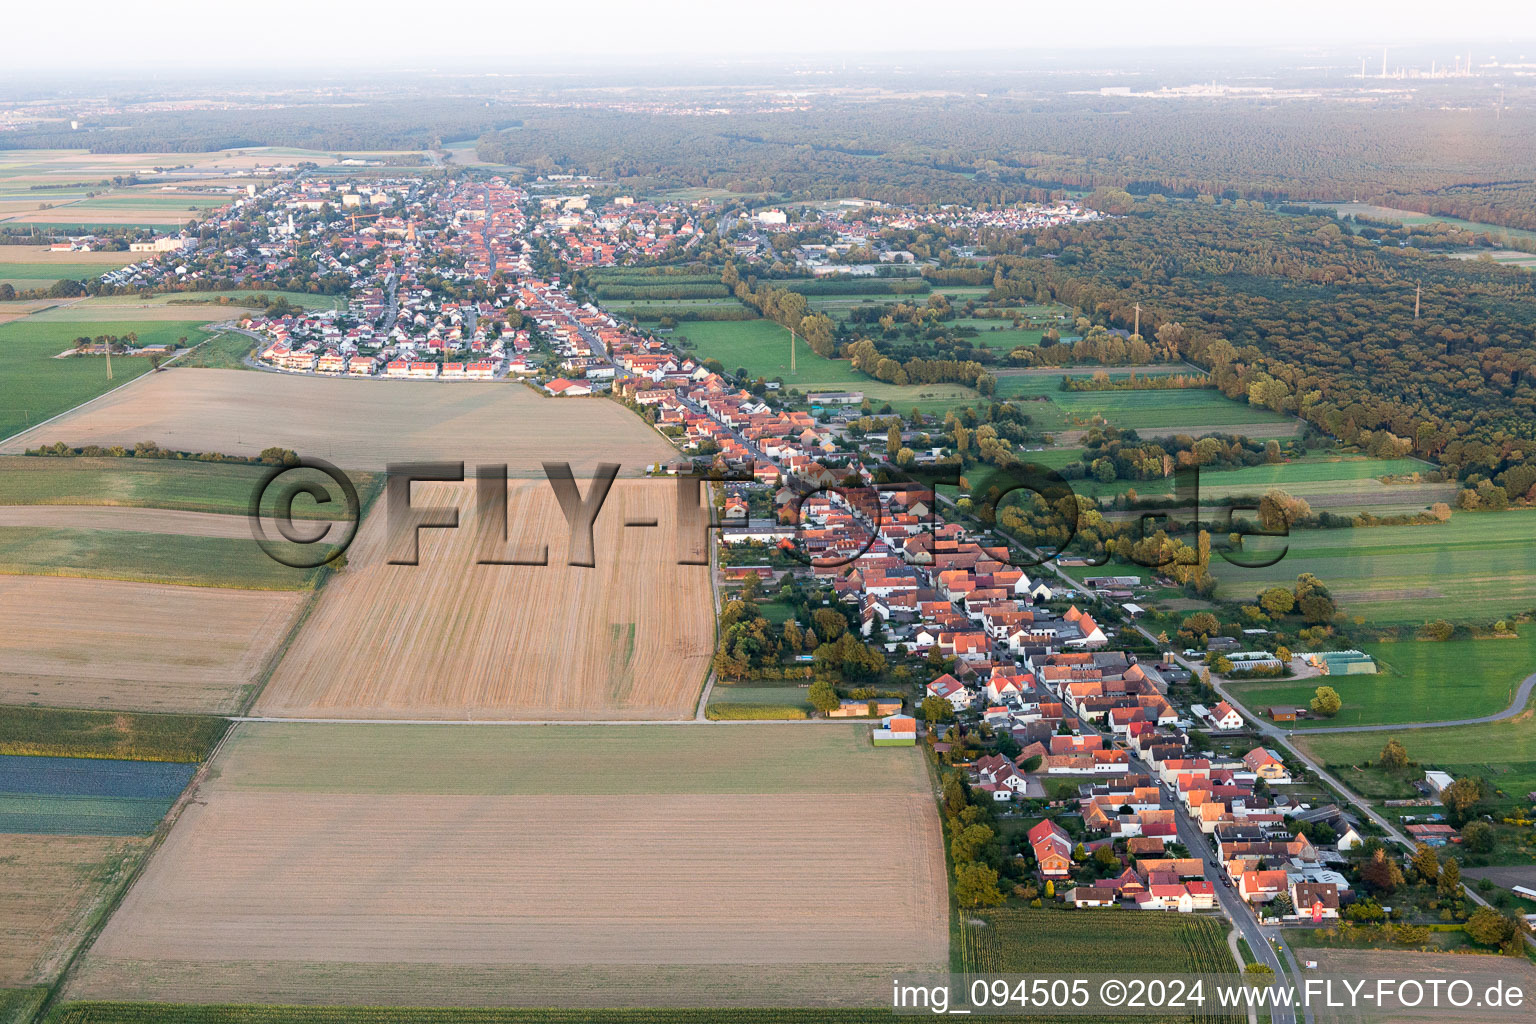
70 723 948 1008
256 478 714 720
0 367 675 475
1303 949 1536 1023
0 575 304 712
0 834 144 987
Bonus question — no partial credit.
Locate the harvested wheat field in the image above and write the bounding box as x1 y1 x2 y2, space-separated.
0 833 144 987
0 505 274 538
0 575 304 712
0 245 138 266
257 478 713 719
71 723 947 1007
1 368 674 475
1304 949 1536 1023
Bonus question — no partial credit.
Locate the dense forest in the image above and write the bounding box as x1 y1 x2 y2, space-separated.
991 201 1536 480
474 100 1536 225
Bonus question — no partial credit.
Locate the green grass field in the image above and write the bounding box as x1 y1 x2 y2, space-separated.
211 722 916 795
1298 711 1536 813
46 1008 908 1024
0 525 321 590
0 263 125 289
673 319 982 412
674 319 865 386
706 685 814 713
0 319 216 440
960 907 1237 984
1078 454 1453 513
1228 630 1536 727
0 457 364 518
991 373 1296 436
172 331 255 369
0 707 226 762
0 792 180 836
1211 510 1536 625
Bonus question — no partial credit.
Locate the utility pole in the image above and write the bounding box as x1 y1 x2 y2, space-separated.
1133 302 1141 337
105 338 113 381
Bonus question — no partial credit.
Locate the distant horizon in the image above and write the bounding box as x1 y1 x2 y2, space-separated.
7 0 1535 76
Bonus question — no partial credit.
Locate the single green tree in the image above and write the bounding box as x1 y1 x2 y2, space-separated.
807 679 839 714
1311 685 1342 717
953 862 1005 908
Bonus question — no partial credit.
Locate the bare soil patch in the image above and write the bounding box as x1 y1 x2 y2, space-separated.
2 368 674 475
0 575 304 712
0 834 143 986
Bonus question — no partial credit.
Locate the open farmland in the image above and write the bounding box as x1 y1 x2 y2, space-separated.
2 369 674 475
69 722 948 1008
1299 949 1536 1022
0 754 196 835
674 318 865 385
0 319 178 441
0 519 321 589
1210 509 1536 625
961 907 1236 974
1296 711 1536 810
0 834 144 989
1081 454 1455 515
46 1008 907 1024
256 478 713 719
0 457 366 518
0 575 304 712
1228 630 1536 728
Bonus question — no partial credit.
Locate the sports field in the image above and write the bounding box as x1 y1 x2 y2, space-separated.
255 479 714 720
1210 509 1536 625
0 575 304 712
1227 630 1536 728
0 833 144 988
2 369 674 474
70 722 947 1007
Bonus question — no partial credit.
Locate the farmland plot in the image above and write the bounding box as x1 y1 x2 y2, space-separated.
0 834 144 987
2 369 673 475
0 575 304 712
71 723 948 1008
0 754 195 835
256 478 714 719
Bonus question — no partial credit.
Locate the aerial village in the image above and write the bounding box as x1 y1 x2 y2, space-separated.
100 172 1391 929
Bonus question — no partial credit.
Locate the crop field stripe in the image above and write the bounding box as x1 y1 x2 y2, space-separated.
0 576 307 713
255 481 714 720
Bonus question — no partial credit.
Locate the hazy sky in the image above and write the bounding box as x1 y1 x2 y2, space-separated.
11 0 1534 72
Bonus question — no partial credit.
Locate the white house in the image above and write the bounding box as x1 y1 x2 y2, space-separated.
1209 701 1244 730
926 673 973 711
